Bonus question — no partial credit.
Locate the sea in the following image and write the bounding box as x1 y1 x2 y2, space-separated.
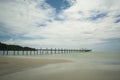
0 51 120 80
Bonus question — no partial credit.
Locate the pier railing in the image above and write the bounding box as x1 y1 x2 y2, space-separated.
0 48 92 56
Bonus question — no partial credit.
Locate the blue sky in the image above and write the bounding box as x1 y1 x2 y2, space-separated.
0 0 120 51
45 0 72 13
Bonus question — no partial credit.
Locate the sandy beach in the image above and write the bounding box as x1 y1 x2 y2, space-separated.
0 56 71 76
0 52 120 80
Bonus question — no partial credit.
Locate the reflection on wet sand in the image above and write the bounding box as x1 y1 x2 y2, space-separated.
0 51 120 80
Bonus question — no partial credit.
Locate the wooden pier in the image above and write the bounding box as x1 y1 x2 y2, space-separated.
0 48 92 56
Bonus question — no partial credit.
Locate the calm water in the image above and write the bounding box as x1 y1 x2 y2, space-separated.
0 51 120 80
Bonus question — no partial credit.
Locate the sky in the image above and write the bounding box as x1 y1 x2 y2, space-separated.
0 0 120 51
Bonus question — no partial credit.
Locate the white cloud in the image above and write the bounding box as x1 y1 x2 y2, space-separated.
0 0 55 35
1 0 120 50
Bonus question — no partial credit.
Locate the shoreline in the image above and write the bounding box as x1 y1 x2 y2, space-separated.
0 52 120 80
0 56 72 76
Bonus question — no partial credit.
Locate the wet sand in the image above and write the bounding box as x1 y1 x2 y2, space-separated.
0 52 120 80
0 60 120 80
0 56 71 76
